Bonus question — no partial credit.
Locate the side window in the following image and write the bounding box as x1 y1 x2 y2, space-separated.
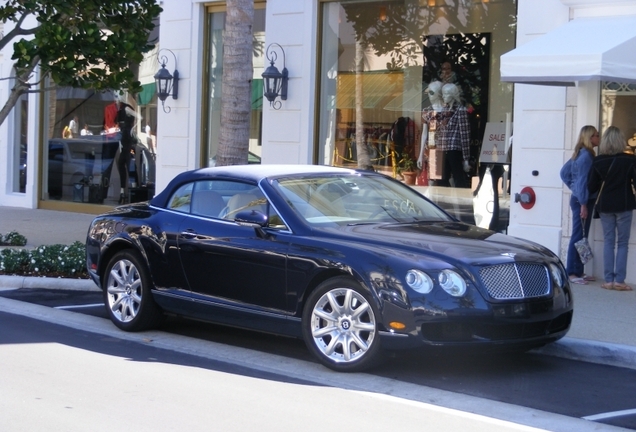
190 181 226 218
171 179 287 229
168 183 193 212
220 185 268 220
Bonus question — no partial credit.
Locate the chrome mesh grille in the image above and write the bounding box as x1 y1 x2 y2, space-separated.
479 263 550 300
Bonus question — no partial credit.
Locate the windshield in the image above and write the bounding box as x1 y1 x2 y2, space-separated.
273 174 451 226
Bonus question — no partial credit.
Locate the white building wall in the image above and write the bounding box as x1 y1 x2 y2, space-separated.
260 0 318 165
153 0 207 193
510 0 636 283
506 0 569 254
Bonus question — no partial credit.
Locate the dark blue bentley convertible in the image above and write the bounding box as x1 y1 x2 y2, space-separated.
86 165 572 371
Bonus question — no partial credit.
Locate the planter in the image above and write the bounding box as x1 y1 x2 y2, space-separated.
402 171 417 185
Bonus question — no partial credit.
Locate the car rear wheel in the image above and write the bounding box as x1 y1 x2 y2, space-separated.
302 277 383 372
103 250 163 332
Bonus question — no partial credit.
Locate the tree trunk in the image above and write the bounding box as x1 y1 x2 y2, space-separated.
354 41 371 170
216 0 254 166
0 61 37 127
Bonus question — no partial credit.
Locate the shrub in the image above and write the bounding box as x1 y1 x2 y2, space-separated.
0 241 87 279
1 231 27 246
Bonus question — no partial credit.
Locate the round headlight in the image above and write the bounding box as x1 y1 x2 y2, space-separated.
405 269 434 294
549 263 563 288
438 269 467 297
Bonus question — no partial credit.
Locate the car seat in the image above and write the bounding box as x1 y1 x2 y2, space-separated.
191 189 226 218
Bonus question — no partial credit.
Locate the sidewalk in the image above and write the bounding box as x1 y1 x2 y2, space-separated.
0 205 635 370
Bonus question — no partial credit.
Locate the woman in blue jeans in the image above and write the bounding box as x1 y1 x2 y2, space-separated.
560 125 599 284
588 126 636 291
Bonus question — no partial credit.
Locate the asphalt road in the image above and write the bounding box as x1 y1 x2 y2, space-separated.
1 288 635 431
6 312 531 432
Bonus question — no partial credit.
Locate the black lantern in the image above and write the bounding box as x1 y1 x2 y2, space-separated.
154 49 179 113
262 43 288 110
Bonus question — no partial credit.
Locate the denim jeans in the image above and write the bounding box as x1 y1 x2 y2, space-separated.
566 195 593 277
599 211 633 284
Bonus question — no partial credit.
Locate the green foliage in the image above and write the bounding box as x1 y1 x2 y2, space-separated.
0 0 162 94
0 231 27 246
398 152 417 173
0 241 87 278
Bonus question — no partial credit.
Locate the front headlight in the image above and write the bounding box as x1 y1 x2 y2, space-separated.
405 269 434 294
549 263 564 288
438 269 467 297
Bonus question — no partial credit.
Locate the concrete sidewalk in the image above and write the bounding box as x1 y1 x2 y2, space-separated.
0 205 635 370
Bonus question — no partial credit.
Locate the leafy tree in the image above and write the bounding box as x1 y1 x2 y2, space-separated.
0 0 162 126
216 0 253 166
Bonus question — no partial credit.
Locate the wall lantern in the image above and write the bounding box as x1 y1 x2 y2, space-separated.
154 49 179 113
262 43 288 110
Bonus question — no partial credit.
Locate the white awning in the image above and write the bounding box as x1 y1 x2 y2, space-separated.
500 15 636 86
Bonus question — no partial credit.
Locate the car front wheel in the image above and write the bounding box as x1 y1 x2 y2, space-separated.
103 250 163 332
302 277 383 372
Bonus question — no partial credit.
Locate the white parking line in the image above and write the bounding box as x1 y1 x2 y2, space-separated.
54 303 104 310
583 408 636 421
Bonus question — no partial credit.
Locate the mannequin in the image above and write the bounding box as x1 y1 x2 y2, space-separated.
417 80 444 170
115 97 140 204
435 83 471 188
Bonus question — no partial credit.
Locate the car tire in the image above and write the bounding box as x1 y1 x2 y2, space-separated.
302 277 383 372
103 250 163 332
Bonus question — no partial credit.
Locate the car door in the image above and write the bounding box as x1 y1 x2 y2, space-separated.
177 180 289 313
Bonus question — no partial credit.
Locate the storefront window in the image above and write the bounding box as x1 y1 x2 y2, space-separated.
41 68 157 206
13 91 28 193
204 6 266 167
601 81 636 149
318 0 516 228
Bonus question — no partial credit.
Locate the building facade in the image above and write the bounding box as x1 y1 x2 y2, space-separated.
2 0 636 281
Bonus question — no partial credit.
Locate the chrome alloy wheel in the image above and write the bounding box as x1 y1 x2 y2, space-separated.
106 258 142 323
310 287 377 363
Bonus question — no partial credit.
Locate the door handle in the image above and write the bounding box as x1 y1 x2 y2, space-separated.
180 229 197 239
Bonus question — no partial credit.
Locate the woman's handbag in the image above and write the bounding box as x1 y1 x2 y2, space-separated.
574 228 593 265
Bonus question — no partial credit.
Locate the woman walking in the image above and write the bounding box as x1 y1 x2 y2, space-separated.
588 126 636 291
560 125 599 284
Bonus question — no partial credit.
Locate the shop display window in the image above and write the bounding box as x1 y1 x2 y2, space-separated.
318 0 516 230
601 81 636 151
41 80 157 206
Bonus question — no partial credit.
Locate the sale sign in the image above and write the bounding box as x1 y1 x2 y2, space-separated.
480 122 508 164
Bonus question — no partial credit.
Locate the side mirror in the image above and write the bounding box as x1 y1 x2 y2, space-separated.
235 210 268 227
235 210 269 239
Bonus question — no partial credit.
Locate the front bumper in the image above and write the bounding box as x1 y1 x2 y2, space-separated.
377 291 574 351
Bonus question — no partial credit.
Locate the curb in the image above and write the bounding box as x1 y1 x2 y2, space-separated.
533 337 636 371
1 275 635 371
0 275 98 291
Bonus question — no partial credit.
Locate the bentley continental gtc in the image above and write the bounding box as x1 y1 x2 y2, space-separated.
86 165 573 372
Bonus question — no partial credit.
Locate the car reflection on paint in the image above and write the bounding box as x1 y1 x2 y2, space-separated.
86 165 573 372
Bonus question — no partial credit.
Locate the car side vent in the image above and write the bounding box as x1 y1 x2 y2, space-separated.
479 263 550 300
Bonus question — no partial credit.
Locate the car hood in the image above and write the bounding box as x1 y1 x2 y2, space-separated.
317 221 554 265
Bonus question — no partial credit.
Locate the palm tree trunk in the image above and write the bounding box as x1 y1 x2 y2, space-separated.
216 0 254 166
355 41 371 169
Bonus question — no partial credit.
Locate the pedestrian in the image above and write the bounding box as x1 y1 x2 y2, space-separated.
80 124 93 136
588 126 636 291
560 125 599 284
69 115 79 138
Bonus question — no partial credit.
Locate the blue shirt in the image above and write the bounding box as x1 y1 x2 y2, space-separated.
561 150 594 204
